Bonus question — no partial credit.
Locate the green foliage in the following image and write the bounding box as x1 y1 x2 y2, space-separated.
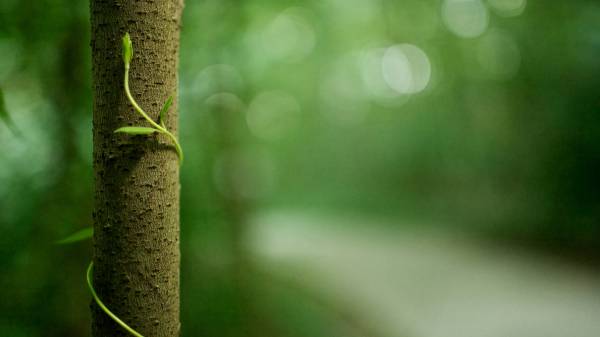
159 95 173 128
3 1 600 336
117 33 183 164
55 227 93 244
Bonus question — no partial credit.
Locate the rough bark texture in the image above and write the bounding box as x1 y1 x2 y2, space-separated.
90 1 184 336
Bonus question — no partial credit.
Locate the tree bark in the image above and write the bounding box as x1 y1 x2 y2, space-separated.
90 1 184 336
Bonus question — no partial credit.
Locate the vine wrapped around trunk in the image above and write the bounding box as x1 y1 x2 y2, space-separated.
90 1 184 336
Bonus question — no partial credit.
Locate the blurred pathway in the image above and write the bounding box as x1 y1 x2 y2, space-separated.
249 211 600 337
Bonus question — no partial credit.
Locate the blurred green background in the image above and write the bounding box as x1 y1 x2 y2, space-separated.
1 0 600 336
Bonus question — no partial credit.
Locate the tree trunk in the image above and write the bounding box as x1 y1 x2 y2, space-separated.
90 1 184 336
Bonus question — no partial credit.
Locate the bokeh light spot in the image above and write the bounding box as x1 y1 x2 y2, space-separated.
487 0 526 17
261 7 316 63
382 44 432 95
442 0 489 38
360 47 410 107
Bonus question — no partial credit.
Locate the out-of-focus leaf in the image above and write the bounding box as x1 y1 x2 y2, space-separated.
114 126 158 135
55 227 93 245
0 88 18 136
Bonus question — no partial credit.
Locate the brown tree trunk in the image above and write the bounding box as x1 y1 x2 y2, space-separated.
90 1 184 336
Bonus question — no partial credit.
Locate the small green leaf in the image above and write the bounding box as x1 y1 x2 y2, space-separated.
159 95 173 126
114 126 158 135
0 87 18 136
56 227 93 245
122 33 133 65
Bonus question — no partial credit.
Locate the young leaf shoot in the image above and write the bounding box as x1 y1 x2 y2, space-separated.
116 33 183 164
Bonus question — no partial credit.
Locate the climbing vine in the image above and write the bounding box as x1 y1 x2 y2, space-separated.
59 33 183 337
116 33 184 164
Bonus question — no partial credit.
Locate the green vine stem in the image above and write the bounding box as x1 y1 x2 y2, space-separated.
87 33 183 335
87 262 145 337
56 228 142 337
57 33 185 337
116 33 184 164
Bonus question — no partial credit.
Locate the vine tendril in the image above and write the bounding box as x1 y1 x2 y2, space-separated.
87 262 145 337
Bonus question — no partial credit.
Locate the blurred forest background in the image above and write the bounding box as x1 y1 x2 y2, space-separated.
1 0 600 336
